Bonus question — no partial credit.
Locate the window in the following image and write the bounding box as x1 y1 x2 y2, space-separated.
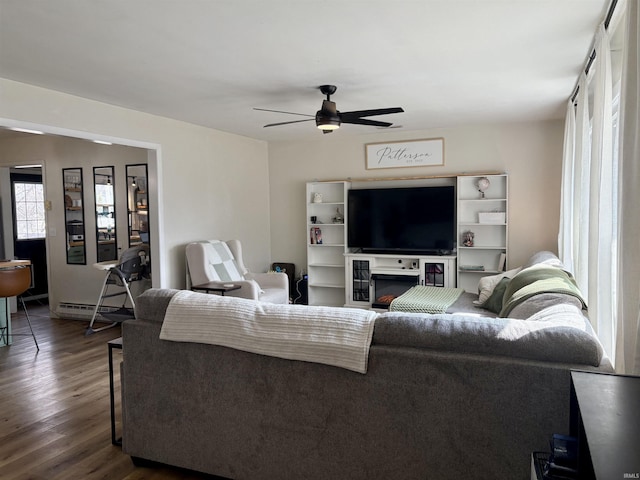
14 181 46 240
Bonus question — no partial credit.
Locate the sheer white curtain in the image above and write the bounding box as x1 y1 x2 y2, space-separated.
558 100 575 273
587 24 615 359
615 0 640 375
560 1 640 374
558 72 593 289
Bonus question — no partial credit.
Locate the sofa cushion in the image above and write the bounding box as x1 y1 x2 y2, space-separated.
478 277 510 314
373 307 604 366
475 267 522 305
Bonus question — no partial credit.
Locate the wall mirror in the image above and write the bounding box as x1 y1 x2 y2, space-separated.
63 168 86 264
126 164 150 248
93 166 117 262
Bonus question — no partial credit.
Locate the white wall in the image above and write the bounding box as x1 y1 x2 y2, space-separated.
0 78 271 305
268 120 564 276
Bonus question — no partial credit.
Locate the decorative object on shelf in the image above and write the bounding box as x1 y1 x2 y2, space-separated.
310 227 323 244
459 265 485 271
463 230 475 247
498 253 507 272
478 211 506 224
332 208 344 224
313 192 323 203
476 176 490 198
314 227 323 244
365 137 444 170
310 216 317 224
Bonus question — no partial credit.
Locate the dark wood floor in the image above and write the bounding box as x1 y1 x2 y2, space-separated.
0 301 216 479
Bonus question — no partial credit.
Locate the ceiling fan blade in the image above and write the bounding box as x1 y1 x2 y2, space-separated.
263 118 315 128
254 108 314 118
341 117 393 127
341 107 404 119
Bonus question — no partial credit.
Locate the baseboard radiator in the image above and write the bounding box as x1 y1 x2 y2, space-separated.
56 302 119 321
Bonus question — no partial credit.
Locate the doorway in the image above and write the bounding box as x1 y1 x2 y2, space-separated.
10 169 48 301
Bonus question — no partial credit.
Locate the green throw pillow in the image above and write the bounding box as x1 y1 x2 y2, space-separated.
481 277 510 314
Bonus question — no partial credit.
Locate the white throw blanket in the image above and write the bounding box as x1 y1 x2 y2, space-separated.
160 290 378 373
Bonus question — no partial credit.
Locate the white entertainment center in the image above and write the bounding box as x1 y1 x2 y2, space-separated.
344 253 457 309
306 173 508 308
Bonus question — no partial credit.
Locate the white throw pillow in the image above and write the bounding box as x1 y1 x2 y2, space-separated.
474 267 522 305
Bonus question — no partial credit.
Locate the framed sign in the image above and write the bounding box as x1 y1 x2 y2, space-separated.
365 137 444 170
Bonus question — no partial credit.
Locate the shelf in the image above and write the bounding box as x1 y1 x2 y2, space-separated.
458 269 501 274
308 202 344 206
308 243 345 247
371 267 420 276
307 223 344 227
458 246 506 250
309 282 346 289
309 263 344 268
459 222 507 227
458 198 507 202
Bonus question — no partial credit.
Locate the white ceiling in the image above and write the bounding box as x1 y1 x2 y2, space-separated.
0 0 609 143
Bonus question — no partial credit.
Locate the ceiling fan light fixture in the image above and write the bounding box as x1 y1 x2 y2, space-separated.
315 111 340 131
317 122 340 131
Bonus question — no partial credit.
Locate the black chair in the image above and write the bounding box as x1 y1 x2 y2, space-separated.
0 264 38 350
85 245 150 335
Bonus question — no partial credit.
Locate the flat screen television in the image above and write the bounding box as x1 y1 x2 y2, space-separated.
347 186 455 255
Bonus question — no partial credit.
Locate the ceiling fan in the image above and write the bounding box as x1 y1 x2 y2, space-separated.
254 85 404 134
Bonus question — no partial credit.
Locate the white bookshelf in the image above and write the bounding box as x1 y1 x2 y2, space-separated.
457 174 508 292
306 181 349 306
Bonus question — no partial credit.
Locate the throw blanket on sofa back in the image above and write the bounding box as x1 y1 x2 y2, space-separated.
499 264 587 318
160 290 378 373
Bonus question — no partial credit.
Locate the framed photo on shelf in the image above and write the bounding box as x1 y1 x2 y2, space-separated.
365 137 444 170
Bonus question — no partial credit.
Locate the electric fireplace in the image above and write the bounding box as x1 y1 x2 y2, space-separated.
371 273 419 309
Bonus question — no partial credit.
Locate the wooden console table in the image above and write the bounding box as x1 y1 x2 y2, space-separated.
570 370 640 479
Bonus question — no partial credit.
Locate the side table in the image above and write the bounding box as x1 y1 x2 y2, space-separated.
108 337 123 446
191 282 242 296
570 370 640 479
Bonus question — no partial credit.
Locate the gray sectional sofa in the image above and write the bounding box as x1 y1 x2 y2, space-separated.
121 252 612 480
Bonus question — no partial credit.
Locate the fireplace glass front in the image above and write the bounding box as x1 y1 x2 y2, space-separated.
371 273 419 309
